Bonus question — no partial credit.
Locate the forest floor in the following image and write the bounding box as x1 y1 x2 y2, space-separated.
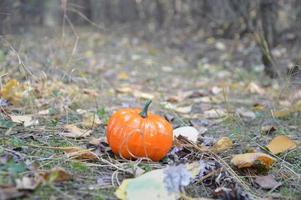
0 27 300 200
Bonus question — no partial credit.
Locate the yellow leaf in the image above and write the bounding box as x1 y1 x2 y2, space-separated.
212 137 233 152
117 71 129 80
115 179 131 200
62 124 92 138
266 135 297 154
272 109 292 118
231 153 276 169
1 79 25 105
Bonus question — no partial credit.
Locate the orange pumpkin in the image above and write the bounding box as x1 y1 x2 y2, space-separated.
106 100 173 161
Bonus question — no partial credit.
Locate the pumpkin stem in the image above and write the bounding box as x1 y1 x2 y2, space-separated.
139 100 152 118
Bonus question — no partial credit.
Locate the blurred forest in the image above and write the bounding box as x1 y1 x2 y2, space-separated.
1 0 301 77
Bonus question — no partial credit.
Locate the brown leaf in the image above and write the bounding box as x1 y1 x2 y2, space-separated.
255 175 281 189
62 124 92 138
39 167 72 182
63 147 99 161
266 135 297 154
88 137 101 146
231 153 276 169
212 137 233 153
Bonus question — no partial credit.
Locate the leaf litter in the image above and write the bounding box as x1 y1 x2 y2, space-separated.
0 29 300 200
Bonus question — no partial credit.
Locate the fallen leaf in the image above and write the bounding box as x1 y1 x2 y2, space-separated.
0 185 26 200
247 82 265 95
162 102 192 114
212 137 233 152
16 176 42 190
0 79 25 105
116 86 154 100
231 153 276 169
39 167 72 183
10 115 38 127
261 125 277 134
252 103 265 111
83 88 99 97
254 175 281 189
203 109 226 119
62 124 92 138
88 137 101 146
33 146 100 161
37 109 50 115
266 135 297 154
81 112 101 128
272 109 291 118
173 126 199 143
63 147 99 161
117 71 129 80
211 86 222 95
116 162 202 200
236 108 256 119
132 90 154 100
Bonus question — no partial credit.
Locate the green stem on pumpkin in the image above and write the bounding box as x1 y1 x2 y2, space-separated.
139 100 152 118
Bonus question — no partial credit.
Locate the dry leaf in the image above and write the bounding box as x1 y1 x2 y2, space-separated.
62 124 92 138
16 176 42 190
247 82 265 95
83 88 99 97
203 109 226 119
254 175 281 189
212 137 233 153
162 102 192 114
116 161 202 200
1 79 25 105
132 90 154 100
0 185 26 200
261 125 276 134
10 115 38 127
252 103 265 111
236 108 256 119
46 146 99 161
39 167 72 182
272 109 291 118
231 153 276 169
88 137 101 146
173 126 199 143
117 71 129 80
63 147 99 161
81 112 101 128
116 86 154 100
37 109 50 115
266 135 297 154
